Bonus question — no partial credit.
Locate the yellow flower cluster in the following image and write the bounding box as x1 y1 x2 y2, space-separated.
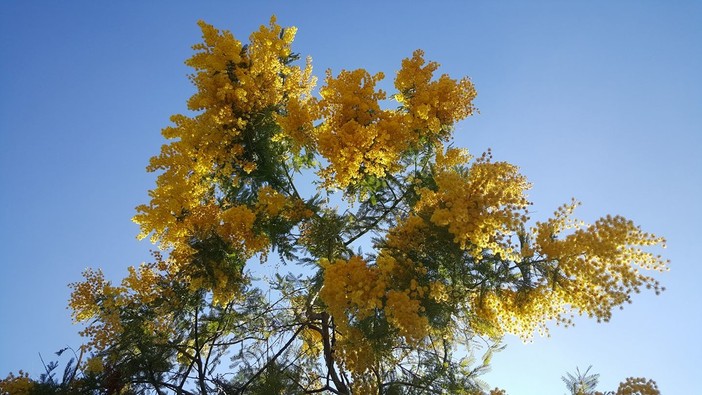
416 147 531 260
255 186 313 227
0 371 34 395
384 289 429 340
136 183 310 307
122 263 161 305
255 185 288 218
315 69 408 189
299 326 323 359
335 327 377 378
187 16 313 175
395 49 477 135
218 205 268 253
319 253 441 375
319 256 386 325
271 31 317 154
601 377 660 395
471 287 570 339
428 280 450 303
134 117 216 248
69 265 180 352
275 84 318 154
382 212 429 254
534 202 668 323
135 181 313 305
69 269 126 352
159 203 262 304
133 17 314 298
377 154 666 341
310 51 476 191
186 17 312 117
468 201 668 339
84 356 105 374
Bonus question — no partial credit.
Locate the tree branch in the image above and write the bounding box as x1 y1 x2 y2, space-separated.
237 325 305 394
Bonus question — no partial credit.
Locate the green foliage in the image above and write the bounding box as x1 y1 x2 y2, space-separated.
562 365 600 395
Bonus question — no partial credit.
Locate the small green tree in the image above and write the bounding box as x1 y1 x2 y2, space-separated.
562 366 599 395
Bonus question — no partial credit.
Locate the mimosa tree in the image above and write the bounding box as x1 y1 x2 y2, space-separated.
1 17 667 395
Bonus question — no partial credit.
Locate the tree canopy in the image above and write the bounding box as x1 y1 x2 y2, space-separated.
1 17 667 395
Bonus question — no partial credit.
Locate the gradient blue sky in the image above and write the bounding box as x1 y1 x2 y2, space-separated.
1 1 700 393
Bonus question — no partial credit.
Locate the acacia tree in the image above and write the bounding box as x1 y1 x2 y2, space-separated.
2 17 668 395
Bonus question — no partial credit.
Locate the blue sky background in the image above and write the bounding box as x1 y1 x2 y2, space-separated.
1 1 700 393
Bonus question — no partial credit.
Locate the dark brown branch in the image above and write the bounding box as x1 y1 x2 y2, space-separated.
320 312 349 395
130 379 197 395
306 384 341 394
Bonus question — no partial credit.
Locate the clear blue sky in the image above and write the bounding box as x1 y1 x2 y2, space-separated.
1 1 700 393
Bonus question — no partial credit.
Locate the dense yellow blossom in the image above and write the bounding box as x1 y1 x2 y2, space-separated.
69 264 182 352
603 377 660 395
314 50 477 192
316 69 408 189
255 185 289 218
335 327 378 383
467 202 668 339
383 214 430 253
417 147 531 260
186 17 311 115
319 253 438 376
122 264 161 305
69 269 126 352
275 87 319 154
533 203 668 322
429 280 450 303
384 289 429 340
218 204 268 254
319 256 386 328
133 17 313 292
471 286 570 339
84 356 104 374
395 49 477 135
375 148 667 341
299 326 323 359
0 371 34 395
